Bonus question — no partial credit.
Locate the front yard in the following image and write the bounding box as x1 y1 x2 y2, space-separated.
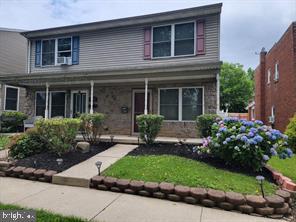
103 154 277 195
269 156 296 182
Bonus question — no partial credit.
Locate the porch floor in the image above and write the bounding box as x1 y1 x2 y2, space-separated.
76 134 203 145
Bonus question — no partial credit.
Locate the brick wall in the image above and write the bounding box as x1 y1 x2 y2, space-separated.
255 22 296 132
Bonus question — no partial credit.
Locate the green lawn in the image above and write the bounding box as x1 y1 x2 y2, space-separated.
269 156 296 182
0 203 86 222
0 135 10 150
103 155 277 195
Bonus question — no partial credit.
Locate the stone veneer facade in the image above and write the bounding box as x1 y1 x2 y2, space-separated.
24 78 217 138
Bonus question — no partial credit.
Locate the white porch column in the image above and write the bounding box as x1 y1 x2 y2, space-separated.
90 80 94 114
144 78 148 115
45 82 49 119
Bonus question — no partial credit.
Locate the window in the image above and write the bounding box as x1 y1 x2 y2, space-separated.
57 38 72 60
152 22 195 58
4 86 19 111
267 69 271 84
271 106 275 117
35 91 66 118
42 39 55 66
159 87 203 121
274 63 279 81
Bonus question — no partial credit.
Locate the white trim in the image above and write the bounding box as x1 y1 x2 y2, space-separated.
151 21 196 59
70 90 89 118
4 85 20 111
27 40 31 74
158 86 204 122
274 62 279 81
267 68 271 84
90 81 94 114
132 89 152 134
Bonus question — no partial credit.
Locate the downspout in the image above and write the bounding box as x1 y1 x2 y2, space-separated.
27 39 31 74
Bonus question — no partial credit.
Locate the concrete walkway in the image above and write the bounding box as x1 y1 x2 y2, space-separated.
0 149 8 161
52 144 137 187
0 177 282 222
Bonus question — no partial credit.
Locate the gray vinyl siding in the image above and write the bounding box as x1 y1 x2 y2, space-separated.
0 30 27 74
30 14 220 73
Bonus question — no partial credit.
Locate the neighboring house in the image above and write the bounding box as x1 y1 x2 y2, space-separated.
0 28 27 113
253 22 296 132
0 3 222 137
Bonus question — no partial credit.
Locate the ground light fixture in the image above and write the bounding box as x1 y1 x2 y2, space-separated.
95 161 102 175
110 135 114 143
56 158 63 166
256 175 265 197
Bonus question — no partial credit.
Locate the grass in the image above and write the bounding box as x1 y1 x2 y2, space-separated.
269 156 296 182
0 203 87 222
0 135 10 150
103 155 277 195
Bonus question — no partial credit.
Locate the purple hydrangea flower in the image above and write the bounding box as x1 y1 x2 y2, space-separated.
240 135 248 142
254 135 263 143
262 155 270 161
240 126 246 132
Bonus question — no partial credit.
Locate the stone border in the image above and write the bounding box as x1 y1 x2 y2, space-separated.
266 166 296 192
3 165 57 183
90 176 293 219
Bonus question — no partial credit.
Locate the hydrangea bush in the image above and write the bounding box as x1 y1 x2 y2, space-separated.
206 118 293 172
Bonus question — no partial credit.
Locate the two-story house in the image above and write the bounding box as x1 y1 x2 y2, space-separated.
0 3 222 138
0 28 27 113
253 22 296 132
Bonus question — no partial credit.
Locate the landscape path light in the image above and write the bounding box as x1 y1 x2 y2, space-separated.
256 175 265 197
95 161 102 175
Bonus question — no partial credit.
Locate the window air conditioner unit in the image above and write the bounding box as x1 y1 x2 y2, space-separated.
57 57 72 65
268 116 275 123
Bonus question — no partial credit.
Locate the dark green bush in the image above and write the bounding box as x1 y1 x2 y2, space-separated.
285 114 296 152
196 114 221 137
1 111 27 133
36 118 81 156
136 114 164 145
8 128 48 159
80 113 106 145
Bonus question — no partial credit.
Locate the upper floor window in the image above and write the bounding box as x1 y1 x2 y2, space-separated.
4 85 19 111
267 68 271 84
57 38 72 60
42 39 55 66
152 22 195 58
274 63 279 81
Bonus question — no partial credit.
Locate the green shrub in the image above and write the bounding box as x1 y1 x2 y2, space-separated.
136 114 164 145
285 114 296 152
1 111 27 132
207 118 292 172
8 128 48 159
80 113 106 145
196 114 221 137
36 118 81 156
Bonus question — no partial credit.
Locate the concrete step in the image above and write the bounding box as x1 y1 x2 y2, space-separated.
52 144 137 188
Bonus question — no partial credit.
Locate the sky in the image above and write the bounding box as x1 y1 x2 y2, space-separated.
0 0 295 69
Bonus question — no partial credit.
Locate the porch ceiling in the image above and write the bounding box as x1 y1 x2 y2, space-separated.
0 61 221 87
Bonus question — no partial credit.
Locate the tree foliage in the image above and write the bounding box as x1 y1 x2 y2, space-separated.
220 62 253 113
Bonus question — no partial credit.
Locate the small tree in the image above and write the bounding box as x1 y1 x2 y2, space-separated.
285 113 296 152
80 113 106 145
136 114 164 145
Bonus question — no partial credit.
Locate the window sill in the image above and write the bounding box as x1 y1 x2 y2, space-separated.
163 120 196 123
151 54 197 60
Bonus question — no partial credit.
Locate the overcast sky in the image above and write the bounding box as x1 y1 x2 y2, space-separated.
0 0 295 69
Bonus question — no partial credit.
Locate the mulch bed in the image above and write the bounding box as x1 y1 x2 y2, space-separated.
15 142 115 172
129 143 275 183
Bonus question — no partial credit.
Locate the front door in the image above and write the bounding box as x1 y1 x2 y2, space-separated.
133 91 151 133
71 91 88 117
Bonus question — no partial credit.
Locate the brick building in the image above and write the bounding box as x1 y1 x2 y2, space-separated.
253 22 296 132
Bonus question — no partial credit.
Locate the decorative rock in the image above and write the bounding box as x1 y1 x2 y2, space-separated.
76 142 90 153
174 185 190 197
283 180 296 191
208 189 225 202
110 186 121 192
190 187 207 200
238 205 254 214
265 195 284 208
91 176 105 186
44 170 57 182
103 177 117 187
97 184 108 190
22 168 36 178
138 190 151 197
201 199 216 208
13 166 26 176
33 169 47 178
167 194 181 202
130 180 144 191
268 214 284 219
4 166 15 176
184 196 197 204
144 182 159 193
159 182 174 194
255 207 274 216
219 202 234 211
38 177 47 182
274 203 290 214
124 188 135 195
153 192 166 199
225 192 245 205
275 190 291 202
116 179 130 190
246 195 266 208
